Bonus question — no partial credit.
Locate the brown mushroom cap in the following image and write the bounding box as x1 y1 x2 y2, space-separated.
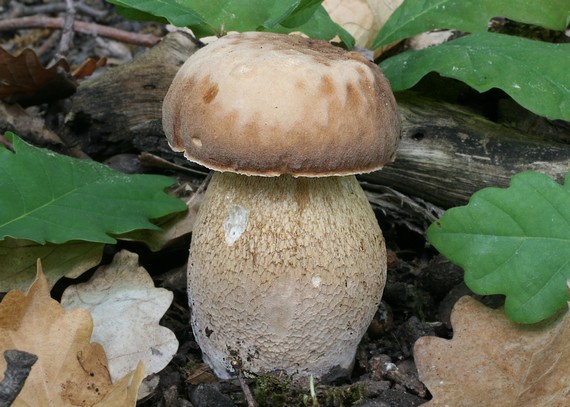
163 32 400 177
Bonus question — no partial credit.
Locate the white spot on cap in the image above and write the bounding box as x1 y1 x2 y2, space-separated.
224 204 249 246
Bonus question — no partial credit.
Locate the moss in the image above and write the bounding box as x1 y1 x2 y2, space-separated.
318 383 366 407
253 372 305 407
251 372 367 407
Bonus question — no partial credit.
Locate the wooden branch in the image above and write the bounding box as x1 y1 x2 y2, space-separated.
0 16 160 47
17 3 108 20
360 92 570 208
63 31 200 159
55 0 76 60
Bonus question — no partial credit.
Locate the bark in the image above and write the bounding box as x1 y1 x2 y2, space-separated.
360 92 570 208
64 31 200 160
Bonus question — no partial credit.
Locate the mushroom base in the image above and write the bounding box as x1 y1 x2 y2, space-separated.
188 173 387 379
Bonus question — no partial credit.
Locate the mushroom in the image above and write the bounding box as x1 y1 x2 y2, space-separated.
162 32 400 379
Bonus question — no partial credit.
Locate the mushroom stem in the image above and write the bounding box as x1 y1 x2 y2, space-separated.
188 172 387 378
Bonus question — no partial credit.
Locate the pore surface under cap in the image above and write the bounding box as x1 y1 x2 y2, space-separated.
163 32 400 176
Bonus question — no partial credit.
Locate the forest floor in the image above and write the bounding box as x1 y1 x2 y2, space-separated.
3 1 562 406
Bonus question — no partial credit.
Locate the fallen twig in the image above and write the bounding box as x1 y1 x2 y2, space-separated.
0 16 160 47
17 2 108 20
55 0 76 60
231 359 258 407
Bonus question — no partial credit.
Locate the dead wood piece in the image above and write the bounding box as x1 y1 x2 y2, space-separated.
0 349 38 407
364 185 443 236
360 92 570 208
64 31 199 159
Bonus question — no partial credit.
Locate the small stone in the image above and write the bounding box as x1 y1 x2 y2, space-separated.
189 383 236 407
356 399 391 407
367 302 394 339
369 354 392 381
356 378 391 398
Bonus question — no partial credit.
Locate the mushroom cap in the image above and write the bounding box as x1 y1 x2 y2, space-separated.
163 31 400 177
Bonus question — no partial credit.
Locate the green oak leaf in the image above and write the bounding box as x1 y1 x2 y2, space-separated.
110 0 203 26
427 171 570 324
106 0 353 47
380 32 570 121
0 132 187 244
372 0 570 49
263 0 323 28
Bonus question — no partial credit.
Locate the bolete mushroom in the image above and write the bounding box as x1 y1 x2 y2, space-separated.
162 32 400 379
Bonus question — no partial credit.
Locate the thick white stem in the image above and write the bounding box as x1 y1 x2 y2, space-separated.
188 173 387 378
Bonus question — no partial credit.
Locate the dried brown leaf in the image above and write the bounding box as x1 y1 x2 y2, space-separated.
415 296 570 406
0 261 143 406
0 101 64 146
0 48 104 106
72 57 107 80
0 48 75 106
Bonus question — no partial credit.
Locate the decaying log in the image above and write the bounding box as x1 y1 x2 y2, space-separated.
360 92 570 208
65 34 569 209
64 31 200 159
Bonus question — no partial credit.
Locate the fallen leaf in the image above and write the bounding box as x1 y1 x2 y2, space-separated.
371 0 568 49
0 261 143 406
0 101 64 147
61 250 178 381
94 362 145 407
414 296 570 406
380 33 570 121
0 132 187 245
0 47 75 106
72 56 107 80
0 238 103 291
0 47 104 106
109 0 354 47
118 186 203 251
427 171 570 323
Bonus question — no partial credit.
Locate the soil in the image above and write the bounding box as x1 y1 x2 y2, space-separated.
0 1 544 406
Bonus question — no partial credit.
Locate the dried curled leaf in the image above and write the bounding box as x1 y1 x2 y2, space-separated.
0 48 104 106
0 48 75 106
415 296 570 406
0 262 144 406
